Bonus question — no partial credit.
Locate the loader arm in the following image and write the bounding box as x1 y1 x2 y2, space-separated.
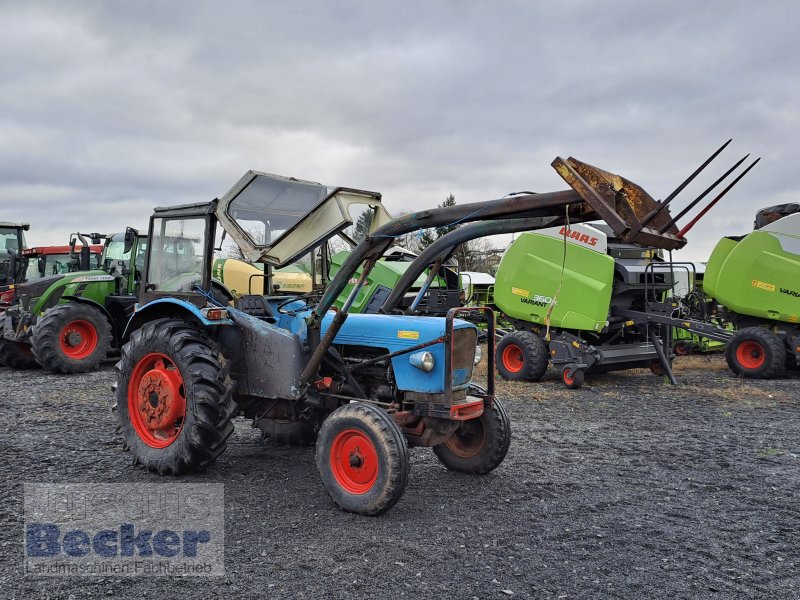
301 157 696 388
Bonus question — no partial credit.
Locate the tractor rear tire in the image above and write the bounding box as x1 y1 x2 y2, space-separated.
495 331 548 381
113 318 236 475
256 418 317 446
31 303 112 374
433 398 511 474
726 327 786 379
0 339 39 370
316 402 410 516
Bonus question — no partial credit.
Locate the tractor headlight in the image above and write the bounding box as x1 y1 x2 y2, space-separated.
474 344 482 366
409 351 435 372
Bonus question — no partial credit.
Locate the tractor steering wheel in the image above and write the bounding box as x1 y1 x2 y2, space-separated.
276 293 319 315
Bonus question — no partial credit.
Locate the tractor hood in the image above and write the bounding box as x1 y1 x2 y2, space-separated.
215 171 393 267
322 312 477 394
15 274 64 300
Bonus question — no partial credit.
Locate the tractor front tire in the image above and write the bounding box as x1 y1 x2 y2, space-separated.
316 402 410 516
114 318 236 475
726 327 786 379
31 303 112 374
433 398 511 475
0 339 39 370
495 331 548 381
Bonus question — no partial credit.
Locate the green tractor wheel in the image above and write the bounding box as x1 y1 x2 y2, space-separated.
725 327 786 379
30 303 113 374
0 339 39 370
114 318 237 475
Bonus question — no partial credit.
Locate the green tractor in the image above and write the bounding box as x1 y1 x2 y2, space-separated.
703 203 800 378
0 229 148 371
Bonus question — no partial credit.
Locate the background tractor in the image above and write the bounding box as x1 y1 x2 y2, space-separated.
0 221 29 366
0 229 149 371
114 155 693 515
21 243 104 280
0 221 29 289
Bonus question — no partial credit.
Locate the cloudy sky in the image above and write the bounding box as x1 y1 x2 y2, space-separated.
1 1 796 260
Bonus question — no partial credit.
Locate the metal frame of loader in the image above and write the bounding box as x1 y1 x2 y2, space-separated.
115 156 697 516
610 261 734 380
378 143 757 388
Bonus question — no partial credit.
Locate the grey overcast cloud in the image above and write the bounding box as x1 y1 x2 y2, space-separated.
0 1 796 260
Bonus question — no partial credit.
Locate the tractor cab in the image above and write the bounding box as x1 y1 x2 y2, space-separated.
141 172 392 308
215 171 392 266
21 244 103 281
0 222 30 288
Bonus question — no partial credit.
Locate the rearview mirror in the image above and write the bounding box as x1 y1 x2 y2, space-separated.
124 227 138 254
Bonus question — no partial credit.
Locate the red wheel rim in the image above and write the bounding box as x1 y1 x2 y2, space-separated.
127 352 186 448
563 370 574 385
59 319 98 360
502 344 524 373
445 420 485 458
736 340 766 369
330 429 378 494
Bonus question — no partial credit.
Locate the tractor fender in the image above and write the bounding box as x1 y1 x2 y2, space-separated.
60 295 118 341
122 297 233 343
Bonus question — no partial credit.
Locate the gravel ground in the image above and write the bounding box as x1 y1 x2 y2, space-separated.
1 355 799 599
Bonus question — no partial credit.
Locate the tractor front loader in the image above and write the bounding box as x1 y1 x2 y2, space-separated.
370 143 756 389
114 156 694 515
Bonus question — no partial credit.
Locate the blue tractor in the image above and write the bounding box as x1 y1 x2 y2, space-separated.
114 159 692 515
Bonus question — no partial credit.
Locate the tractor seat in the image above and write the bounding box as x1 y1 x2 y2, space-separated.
234 294 275 323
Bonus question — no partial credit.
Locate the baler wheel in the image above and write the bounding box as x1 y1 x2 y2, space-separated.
0 339 39 370
316 402 409 516
726 327 786 379
113 318 236 475
495 331 548 381
433 398 510 474
562 365 585 389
